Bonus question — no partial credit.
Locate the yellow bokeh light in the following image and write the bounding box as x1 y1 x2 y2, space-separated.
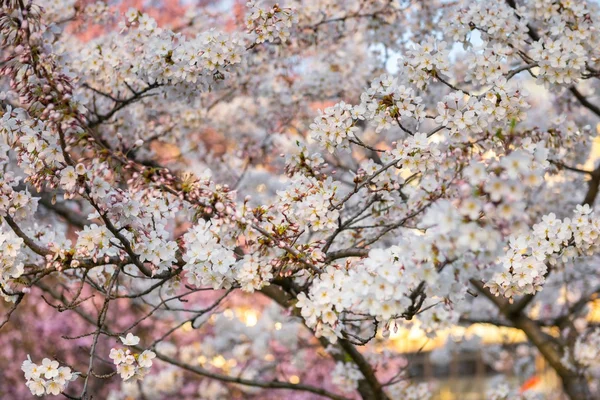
211 355 227 368
289 375 300 384
389 323 529 354
274 322 282 330
242 310 258 327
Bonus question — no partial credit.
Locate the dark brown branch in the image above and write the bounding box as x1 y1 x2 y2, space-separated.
570 87 600 118
338 339 389 400
549 160 593 176
151 351 350 400
582 165 600 207
37 194 88 229
0 292 24 330
87 82 162 129
471 277 593 399
3 214 52 256
325 247 370 263
505 62 538 80
505 0 600 119
261 284 388 400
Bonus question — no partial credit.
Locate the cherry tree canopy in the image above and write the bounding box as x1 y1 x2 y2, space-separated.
1 0 600 399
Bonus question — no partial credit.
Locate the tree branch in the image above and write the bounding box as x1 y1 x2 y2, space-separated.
3 214 52 257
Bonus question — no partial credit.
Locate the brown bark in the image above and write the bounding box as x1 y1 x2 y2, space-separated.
261 284 388 400
471 280 593 399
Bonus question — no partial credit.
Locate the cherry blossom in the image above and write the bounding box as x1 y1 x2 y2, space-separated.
1 0 600 399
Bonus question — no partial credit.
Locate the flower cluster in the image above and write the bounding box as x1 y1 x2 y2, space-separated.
573 328 600 371
22 356 75 396
309 101 358 153
182 220 237 289
357 74 425 134
0 228 24 302
42 0 77 23
75 224 114 260
275 175 341 232
74 185 181 274
488 205 600 299
485 382 541 400
58 164 87 192
331 361 363 391
236 254 273 292
444 0 595 87
0 107 66 186
296 242 460 342
2 0 600 398
399 36 451 89
531 35 587 86
463 144 548 209
109 334 156 381
435 82 530 139
0 184 40 225
84 1 110 23
524 0 593 87
285 142 326 177
391 132 441 174
76 10 245 93
441 2 528 47
463 44 514 86
246 1 297 44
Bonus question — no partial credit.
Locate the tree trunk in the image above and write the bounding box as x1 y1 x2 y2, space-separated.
562 375 593 400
